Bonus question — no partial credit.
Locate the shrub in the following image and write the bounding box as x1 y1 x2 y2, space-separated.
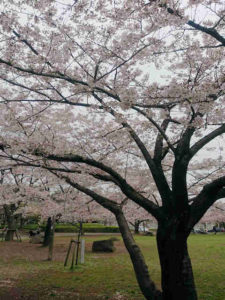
23 224 40 231
84 226 120 233
55 225 77 233
22 223 120 233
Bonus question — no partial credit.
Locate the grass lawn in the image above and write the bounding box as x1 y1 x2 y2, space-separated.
0 233 224 299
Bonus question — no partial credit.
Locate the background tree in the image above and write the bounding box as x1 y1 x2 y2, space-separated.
199 201 225 227
0 166 61 241
1 1 225 299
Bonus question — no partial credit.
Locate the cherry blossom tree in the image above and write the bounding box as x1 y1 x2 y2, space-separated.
124 201 156 234
0 166 56 240
1 1 225 299
199 201 225 226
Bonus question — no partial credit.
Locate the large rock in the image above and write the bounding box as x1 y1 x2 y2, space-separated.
145 231 154 236
92 239 115 252
30 234 44 244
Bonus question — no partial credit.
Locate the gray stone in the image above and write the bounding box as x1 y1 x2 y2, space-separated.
92 239 115 252
145 231 154 236
30 234 44 244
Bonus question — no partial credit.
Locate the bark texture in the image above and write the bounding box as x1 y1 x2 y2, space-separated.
157 221 197 300
116 212 162 300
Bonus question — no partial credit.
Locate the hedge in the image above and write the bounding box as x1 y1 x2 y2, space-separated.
21 223 120 233
22 224 45 231
82 226 120 233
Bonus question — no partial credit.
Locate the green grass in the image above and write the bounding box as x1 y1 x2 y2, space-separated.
188 234 225 300
0 234 224 299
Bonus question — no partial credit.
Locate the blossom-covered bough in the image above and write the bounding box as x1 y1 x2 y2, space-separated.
1 1 225 299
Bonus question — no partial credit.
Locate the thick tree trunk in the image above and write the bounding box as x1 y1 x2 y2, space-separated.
5 229 16 241
3 205 16 242
157 222 198 300
116 212 162 300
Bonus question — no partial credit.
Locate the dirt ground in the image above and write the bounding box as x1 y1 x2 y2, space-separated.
0 235 125 262
0 235 128 300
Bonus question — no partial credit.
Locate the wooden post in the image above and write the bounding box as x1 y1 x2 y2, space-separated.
64 222 84 269
64 240 73 267
15 229 22 242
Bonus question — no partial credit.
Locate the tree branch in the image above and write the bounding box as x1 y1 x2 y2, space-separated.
92 92 172 205
133 107 175 153
153 119 171 160
163 2 225 45
0 57 87 86
28 151 162 219
190 124 225 158
51 171 121 214
188 176 225 229
187 21 225 46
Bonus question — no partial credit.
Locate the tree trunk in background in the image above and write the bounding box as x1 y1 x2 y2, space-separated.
43 217 52 247
134 220 141 234
4 205 16 241
5 228 16 241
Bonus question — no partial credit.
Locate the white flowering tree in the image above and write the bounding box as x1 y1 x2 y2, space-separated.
199 201 225 227
1 0 225 299
0 166 58 240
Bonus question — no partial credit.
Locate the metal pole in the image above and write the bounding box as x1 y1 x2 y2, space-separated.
80 239 85 264
71 241 76 270
75 222 82 265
